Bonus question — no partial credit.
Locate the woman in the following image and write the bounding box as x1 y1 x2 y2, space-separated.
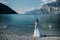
33 19 40 37
35 19 39 29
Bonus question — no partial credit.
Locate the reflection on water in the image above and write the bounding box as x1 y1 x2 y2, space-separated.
0 14 60 36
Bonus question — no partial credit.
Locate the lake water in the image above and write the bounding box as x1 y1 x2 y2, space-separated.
0 14 60 36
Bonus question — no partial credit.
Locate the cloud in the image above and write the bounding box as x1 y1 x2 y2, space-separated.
17 0 56 14
15 7 36 14
26 7 35 11
0 0 9 4
15 9 25 14
41 0 56 5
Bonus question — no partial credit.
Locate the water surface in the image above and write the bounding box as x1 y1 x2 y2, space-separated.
0 14 60 36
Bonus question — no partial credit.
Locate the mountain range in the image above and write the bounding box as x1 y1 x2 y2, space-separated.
0 3 17 14
25 1 60 14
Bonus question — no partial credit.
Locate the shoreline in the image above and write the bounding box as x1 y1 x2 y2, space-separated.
0 34 60 40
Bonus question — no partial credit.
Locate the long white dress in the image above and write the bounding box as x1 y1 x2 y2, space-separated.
33 22 40 37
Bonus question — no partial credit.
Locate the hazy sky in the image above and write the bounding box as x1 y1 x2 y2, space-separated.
0 0 56 14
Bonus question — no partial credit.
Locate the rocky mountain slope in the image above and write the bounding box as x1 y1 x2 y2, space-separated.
25 0 60 14
0 3 17 14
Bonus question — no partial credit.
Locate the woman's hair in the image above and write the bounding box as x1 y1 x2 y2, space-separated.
36 19 38 22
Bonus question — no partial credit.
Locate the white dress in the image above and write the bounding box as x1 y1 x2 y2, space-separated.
33 22 40 37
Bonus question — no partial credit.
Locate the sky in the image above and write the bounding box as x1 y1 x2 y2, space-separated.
0 0 56 14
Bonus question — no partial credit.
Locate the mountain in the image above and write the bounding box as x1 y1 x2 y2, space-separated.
25 8 50 15
25 0 60 14
42 1 60 14
0 3 17 14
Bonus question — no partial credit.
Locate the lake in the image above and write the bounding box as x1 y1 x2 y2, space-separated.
0 14 60 36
